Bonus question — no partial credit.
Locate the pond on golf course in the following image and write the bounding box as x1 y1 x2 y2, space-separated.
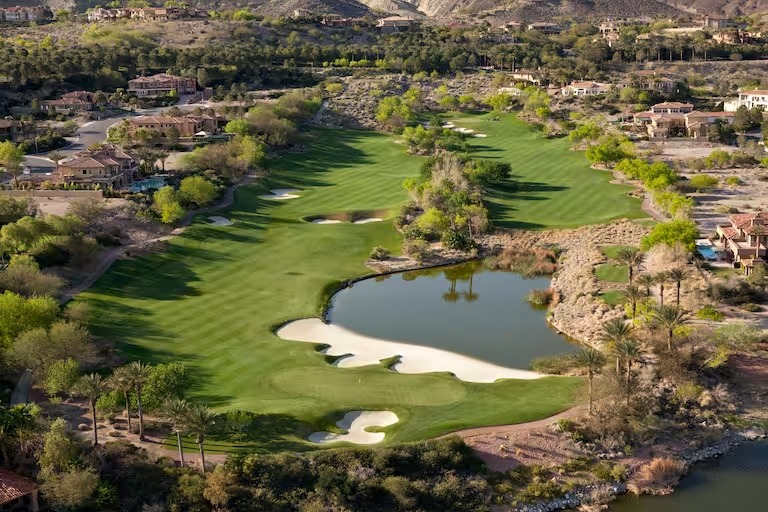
610 441 768 511
328 261 579 370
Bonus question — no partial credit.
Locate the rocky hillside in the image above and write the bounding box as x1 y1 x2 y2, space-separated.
658 0 768 17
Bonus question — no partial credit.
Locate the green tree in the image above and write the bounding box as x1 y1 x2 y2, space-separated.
125 361 151 441
689 174 718 192
651 305 688 351
153 186 185 224
0 403 40 466
621 285 644 318
585 135 634 167
0 292 58 346
615 248 644 284
184 404 217 474
600 317 632 375
164 398 190 465
641 219 698 252
0 141 25 189
44 358 80 397
75 373 107 445
224 119 250 136
179 176 217 207
573 347 606 415
109 366 134 434
636 273 655 296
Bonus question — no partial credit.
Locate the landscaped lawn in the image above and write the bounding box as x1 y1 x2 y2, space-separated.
79 116 644 452
595 263 630 283
601 245 638 259
599 290 626 306
446 113 646 229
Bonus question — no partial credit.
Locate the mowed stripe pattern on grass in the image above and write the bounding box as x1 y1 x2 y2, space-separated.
81 126 589 452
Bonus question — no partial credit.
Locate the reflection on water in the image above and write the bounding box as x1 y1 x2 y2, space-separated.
329 262 579 370
611 442 768 512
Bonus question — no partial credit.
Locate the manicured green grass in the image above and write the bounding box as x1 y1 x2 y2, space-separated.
599 290 626 306
446 113 646 229
600 245 638 259
595 263 630 283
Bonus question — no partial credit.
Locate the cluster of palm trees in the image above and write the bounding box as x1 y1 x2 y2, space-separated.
574 248 693 415
73 361 217 474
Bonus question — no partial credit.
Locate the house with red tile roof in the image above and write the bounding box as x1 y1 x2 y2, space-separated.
0 469 39 511
560 81 611 97
127 73 197 97
716 212 768 267
56 144 138 188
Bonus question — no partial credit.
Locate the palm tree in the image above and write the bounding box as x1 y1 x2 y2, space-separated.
76 373 107 446
184 404 217 474
667 267 691 305
600 317 632 374
621 285 644 319
616 339 644 386
573 347 607 415
616 248 644 284
651 305 688 351
125 361 151 441
109 367 134 434
164 398 189 466
636 274 655 296
655 271 671 306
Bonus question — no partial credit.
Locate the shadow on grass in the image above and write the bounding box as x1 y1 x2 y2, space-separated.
485 176 569 229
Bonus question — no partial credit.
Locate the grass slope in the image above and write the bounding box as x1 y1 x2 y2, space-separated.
79 116 641 452
448 113 645 229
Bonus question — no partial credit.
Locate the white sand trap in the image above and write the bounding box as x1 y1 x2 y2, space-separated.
442 122 455 128
454 127 475 134
258 188 300 200
473 133 488 138
277 319 542 383
312 219 343 224
308 410 399 445
208 216 233 226
353 218 383 224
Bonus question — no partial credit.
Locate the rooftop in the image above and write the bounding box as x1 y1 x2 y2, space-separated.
0 469 38 505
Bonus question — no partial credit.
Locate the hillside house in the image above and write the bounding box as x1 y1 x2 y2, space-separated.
0 6 51 22
702 16 736 29
43 91 96 113
716 212 768 267
128 114 219 138
128 73 197 97
561 81 611 97
0 119 23 142
87 8 131 21
724 90 768 112
377 16 419 33
0 469 39 512
619 72 682 94
650 102 694 114
527 22 561 35
639 109 734 139
501 21 522 32
56 145 138 187
321 15 367 28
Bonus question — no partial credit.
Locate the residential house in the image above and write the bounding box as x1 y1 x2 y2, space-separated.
715 212 768 267
377 16 419 33
0 6 51 22
501 21 522 32
646 113 687 138
87 8 131 22
650 101 694 114
619 72 682 94
43 91 96 113
702 16 735 29
127 73 197 97
598 22 620 35
527 22 561 35
724 90 768 112
56 145 138 187
0 469 39 512
321 15 367 28
130 7 188 21
0 119 23 142
127 114 219 138
684 111 734 139
561 81 611 97
712 30 756 44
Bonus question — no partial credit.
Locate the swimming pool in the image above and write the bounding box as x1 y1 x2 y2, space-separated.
696 242 720 261
127 177 167 192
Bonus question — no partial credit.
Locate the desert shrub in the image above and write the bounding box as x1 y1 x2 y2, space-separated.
560 456 593 473
725 176 742 187
441 229 474 251
630 458 687 494
530 353 578 375
525 288 553 306
592 462 627 481
674 381 703 404
487 247 558 277
688 174 719 192
714 205 739 214
516 480 565 503
696 304 724 321
403 239 431 263
369 246 391 260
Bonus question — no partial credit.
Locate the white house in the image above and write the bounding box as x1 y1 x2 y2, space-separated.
561 81 611 97
724 90 768 112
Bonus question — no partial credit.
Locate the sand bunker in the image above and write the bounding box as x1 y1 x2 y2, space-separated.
258 188 300 200
442 122 455 128
308 411 399 445
208 216 233 226
277 319 542 383
454 127 475 134
312 219 343 225
353 218 383 224
474 133 488 138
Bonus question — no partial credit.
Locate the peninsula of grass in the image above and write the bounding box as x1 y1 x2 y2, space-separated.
595 263 630 283
601 245 638 259
79 115 643 452
599 290 626 306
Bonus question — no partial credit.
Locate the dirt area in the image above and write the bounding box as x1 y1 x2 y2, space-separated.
639 141 740 162
729 351 768 418
34 196 130 217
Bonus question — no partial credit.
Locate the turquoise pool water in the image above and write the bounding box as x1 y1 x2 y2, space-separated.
128 177 167 192
696 243 719 261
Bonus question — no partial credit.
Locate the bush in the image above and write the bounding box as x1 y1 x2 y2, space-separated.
441 230 474 251
516 480 565 503
369 246 391 260
630 458 687 494
592 462 626 481
530 353 578 375
403 239 431 263
487 247 558 277
688 174 719 192
696 304 724 321
741 302 761 312
525 288 553 306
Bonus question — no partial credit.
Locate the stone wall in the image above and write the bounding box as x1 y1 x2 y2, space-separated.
0 190 104 199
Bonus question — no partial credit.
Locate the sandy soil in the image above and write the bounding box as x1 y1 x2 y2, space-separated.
639 141 740 161
312 219 342 224
276 318 543 383
258 188 301 200
208 216 233 226
308 411 399 445
353 217 383 224
33 197 129 217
